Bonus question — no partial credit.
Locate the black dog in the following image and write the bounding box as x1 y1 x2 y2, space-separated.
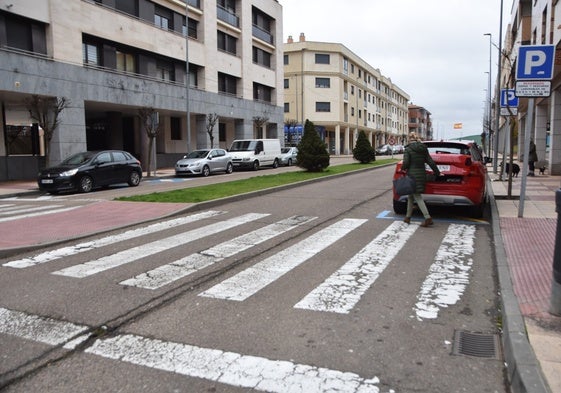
501 162 520 177
539 165 546 175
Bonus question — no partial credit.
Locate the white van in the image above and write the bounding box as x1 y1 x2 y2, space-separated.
229 139 282 170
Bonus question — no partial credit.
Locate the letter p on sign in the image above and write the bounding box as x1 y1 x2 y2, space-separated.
516 45 555 80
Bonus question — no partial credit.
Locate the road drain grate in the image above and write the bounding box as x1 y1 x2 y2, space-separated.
452 330 501 359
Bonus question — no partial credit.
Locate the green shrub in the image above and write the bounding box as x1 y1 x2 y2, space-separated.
296 119 330 172
352 130 376 163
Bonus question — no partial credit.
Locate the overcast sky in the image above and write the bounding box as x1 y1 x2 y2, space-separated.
280 0 509 140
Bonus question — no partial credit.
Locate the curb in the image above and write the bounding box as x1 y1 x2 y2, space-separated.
488 177 551 393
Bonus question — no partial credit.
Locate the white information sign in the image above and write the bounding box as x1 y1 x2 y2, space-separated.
515 80 551 97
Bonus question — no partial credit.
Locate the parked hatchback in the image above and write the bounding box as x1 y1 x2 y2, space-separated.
279 147 298 166
392 140 488 218
175 149 233 177
375 144 393 155
38 150 142 194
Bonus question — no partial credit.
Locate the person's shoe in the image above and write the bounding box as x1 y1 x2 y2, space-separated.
403 217 411 224
421 218 433 227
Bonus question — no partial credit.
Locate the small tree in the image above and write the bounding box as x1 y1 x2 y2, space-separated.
253 115 269 138
206 113 219 148
25 95 70 167
352 130 376 163
296 119 330 172
138 107 161 177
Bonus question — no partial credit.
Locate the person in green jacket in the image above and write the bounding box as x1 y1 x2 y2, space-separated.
401 132 441 227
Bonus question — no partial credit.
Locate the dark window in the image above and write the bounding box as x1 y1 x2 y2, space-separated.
284 54 289 65
252 7 271 32
171 117 181 140
219 123 226 142
316 102 331 112
82 43 99 65
183 17 198 38
218 72 238 95
156 60 174 81
3 12 47 54
116 50 136 73
315 54 330 64
115 0 137 16
217 0 235 12
284 78 289 89
284 103 290 113
315 78 330 88
217 31 237 55
253 83 272 103
252 46 271 68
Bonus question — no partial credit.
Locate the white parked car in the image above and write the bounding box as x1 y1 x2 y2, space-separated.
279 147 298 166
175 149 233 177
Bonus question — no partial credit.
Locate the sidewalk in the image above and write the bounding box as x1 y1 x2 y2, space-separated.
0 162 560 393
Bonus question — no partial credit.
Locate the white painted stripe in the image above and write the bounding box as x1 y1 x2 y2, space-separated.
86 334 382 392
4 210 225 269
0 203 19 211
414 224 476 320
51 213 270 278
120 215 317 290
0 206 79 223
0 307 88 346
0 204 61 216
295 221 418 314
200 218 367 301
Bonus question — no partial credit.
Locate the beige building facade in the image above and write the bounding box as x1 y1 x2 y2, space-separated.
283 34 410 155
0 0 284 179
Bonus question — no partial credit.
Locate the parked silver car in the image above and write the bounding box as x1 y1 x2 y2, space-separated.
279 147 298 166
175 149 233 177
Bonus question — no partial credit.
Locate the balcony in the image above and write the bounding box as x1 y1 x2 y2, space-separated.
252 25 273 45
217 5 239 27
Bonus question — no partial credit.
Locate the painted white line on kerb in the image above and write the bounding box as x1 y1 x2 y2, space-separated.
120 215 317 290
414 224 476 320
199 218 367 301
86 334 383 393
51 213 270 278
0 307 88 346
4 211 226 269
295 221 418 314
0 206 79 223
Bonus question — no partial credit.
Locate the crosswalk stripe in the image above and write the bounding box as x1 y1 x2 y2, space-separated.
120 215 317 290
3 210 226 269
86 333 383 392
199 218 367 301
0 204 60 216
0 307 88 346
0 206 79 223
51 213 270 278
294 221 418 314
0 203 22 212
414 224 476 320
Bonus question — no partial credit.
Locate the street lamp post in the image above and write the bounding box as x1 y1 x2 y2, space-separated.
185 1 191 153
484 33 492 159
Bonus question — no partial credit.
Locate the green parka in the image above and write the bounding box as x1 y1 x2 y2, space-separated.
402 141 441 193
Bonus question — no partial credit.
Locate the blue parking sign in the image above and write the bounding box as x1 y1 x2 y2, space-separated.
500 89 518 107
516 45 555 80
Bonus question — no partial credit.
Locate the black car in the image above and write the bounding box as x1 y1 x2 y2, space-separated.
38 150 142 194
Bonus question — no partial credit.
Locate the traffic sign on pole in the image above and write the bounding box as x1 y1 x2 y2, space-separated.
516 45 555 80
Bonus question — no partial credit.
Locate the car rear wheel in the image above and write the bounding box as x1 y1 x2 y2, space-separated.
272 159 279 169
202 165 211 177
225 162 233 174
78 176 93 193
393 199 407 215
128 171 141 187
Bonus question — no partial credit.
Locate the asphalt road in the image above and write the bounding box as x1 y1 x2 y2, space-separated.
0 165 506 392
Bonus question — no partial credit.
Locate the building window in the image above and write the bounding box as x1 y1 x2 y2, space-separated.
253 82 272 103
315 78 330 88
218 72 238 95
252 46 271 68
171 117 181 140
315 54 330 64
284 103 290 113
4 12 47 54
316 102 331 112
155 15 169 30
116 50 136 73
183 17 198 39
219 123 226 142
284 54 289 65
156 60 174 81
217 31 237 55
284 79 289 88
115 0 137 16
82 43 99 66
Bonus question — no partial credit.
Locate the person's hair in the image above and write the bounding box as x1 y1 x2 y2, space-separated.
408 132 419 142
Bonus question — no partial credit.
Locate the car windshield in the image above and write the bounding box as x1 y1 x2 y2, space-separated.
61 152 95 165
281 148 290 153
186 150 210 159
230 141 256 152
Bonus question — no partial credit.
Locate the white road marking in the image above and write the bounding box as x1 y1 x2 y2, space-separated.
414 224 476 320
295 221 418 314
86 334 383 392
120 215 317 290
51 213 270 278
0 204 60 216
0 203 18 211
199 218 367 301
0 307 88 346
3 211 226 268
0 206 79 223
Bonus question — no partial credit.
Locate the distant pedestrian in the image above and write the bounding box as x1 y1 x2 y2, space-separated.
402 132 441 227
528 139 538 176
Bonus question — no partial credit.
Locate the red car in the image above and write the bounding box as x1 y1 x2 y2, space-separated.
392 140 488 218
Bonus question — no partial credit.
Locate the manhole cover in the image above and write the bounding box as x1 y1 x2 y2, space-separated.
452 330 501 359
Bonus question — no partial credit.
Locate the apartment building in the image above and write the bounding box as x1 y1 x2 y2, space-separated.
0 0 284 180
494 0 561 174
408 105 433 140
283 34 410 155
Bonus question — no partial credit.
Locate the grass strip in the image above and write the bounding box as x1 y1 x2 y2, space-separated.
118 159 396 203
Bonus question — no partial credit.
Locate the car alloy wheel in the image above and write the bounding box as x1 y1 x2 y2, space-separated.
128 171 140 186
79 176 93 193
202 165 210 177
